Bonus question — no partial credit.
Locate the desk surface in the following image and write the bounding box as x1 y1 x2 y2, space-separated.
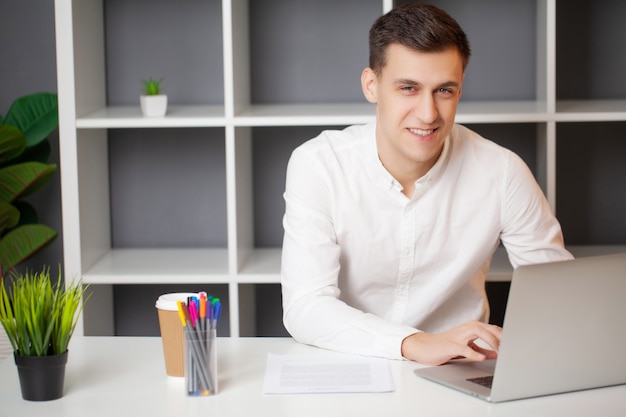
1 337 625 417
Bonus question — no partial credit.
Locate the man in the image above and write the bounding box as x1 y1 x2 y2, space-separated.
281 3 573 365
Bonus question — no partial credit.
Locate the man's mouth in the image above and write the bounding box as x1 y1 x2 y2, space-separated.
408 128 436 137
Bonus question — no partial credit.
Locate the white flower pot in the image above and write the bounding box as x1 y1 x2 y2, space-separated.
140 95 168 117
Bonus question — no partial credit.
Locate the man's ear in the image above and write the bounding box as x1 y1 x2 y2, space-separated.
361 67 378 104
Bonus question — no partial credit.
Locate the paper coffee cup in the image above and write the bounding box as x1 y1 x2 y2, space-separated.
156 293 197 377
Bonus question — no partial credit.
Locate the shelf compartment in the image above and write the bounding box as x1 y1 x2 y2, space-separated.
104 0 224 107
556 0 626 101
82 248 230 284
556 122 626 245
112 283 230 336
246 283 290 337
247 0 382 105
251 126 328 250
108 127 228 249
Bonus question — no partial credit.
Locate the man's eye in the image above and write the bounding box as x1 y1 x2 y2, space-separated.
437 88 454 95
401 86 416 92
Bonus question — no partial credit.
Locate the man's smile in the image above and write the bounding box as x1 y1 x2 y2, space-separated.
408 127 438 138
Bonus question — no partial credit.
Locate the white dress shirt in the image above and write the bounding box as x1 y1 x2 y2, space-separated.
281 122 573 360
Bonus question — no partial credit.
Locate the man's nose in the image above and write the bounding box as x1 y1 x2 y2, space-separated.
414 94 438 124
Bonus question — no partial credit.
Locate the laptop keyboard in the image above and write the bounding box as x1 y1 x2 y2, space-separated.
466 375 494 389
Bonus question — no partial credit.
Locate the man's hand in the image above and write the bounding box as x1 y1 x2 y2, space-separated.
401 321 502 366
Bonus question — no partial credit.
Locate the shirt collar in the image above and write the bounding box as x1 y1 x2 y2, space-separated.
367 122 453 192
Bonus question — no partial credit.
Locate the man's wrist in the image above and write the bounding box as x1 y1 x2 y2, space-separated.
401 331 423 360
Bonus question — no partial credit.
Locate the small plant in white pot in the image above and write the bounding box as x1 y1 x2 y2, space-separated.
140 77 167 117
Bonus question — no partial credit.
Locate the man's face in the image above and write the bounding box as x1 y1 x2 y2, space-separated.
361 43 464 180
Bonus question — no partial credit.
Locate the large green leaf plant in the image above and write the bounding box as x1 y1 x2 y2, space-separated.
0 93 59 278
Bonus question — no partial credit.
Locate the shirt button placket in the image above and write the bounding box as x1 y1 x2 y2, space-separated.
390 203 416 323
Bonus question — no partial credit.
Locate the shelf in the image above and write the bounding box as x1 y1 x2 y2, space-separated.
237 248 282 283
456 101 549 124
234 103 375 127
73 100 626 130
237 101 556 127
79 244 626 287
76 105 227 128
487 246 513 282
567 245 626 258
555 100 626 122
82 248 230 284
481 245 626 283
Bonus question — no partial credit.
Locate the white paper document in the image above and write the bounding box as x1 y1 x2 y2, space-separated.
263 353 395 394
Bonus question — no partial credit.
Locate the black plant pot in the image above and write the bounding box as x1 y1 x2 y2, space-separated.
14 350 68 401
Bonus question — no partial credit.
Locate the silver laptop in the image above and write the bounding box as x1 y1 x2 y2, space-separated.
414 252 626 402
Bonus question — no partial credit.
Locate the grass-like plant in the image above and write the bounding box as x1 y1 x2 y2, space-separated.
0 267 89 356
142 77 164 95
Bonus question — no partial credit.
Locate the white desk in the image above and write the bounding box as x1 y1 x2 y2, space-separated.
1 337 624 416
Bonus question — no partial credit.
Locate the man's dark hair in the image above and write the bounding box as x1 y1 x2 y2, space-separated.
369 3 471 74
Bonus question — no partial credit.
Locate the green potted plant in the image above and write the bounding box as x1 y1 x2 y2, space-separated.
0 92 59 277
140 77 167 117
0 267 88 401
0 92 73 401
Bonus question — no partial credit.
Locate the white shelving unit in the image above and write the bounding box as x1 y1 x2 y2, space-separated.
54 0 626 337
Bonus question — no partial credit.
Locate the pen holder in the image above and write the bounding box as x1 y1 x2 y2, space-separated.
184 327 217 396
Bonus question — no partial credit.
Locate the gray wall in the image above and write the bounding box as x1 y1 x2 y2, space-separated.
1 1 64 277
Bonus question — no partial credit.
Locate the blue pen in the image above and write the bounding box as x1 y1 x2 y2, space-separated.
212 299 222 330
208 296 214 328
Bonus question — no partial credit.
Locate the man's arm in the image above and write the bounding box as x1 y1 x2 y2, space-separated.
500 152 574 266
397 149 570 366
281 144 417 360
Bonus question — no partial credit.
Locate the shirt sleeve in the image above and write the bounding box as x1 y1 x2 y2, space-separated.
499 152 574 267
281 145 417 360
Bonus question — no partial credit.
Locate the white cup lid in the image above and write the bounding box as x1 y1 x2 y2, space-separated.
155 292 198 311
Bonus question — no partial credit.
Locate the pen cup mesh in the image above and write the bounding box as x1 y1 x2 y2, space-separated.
184 328 217 396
